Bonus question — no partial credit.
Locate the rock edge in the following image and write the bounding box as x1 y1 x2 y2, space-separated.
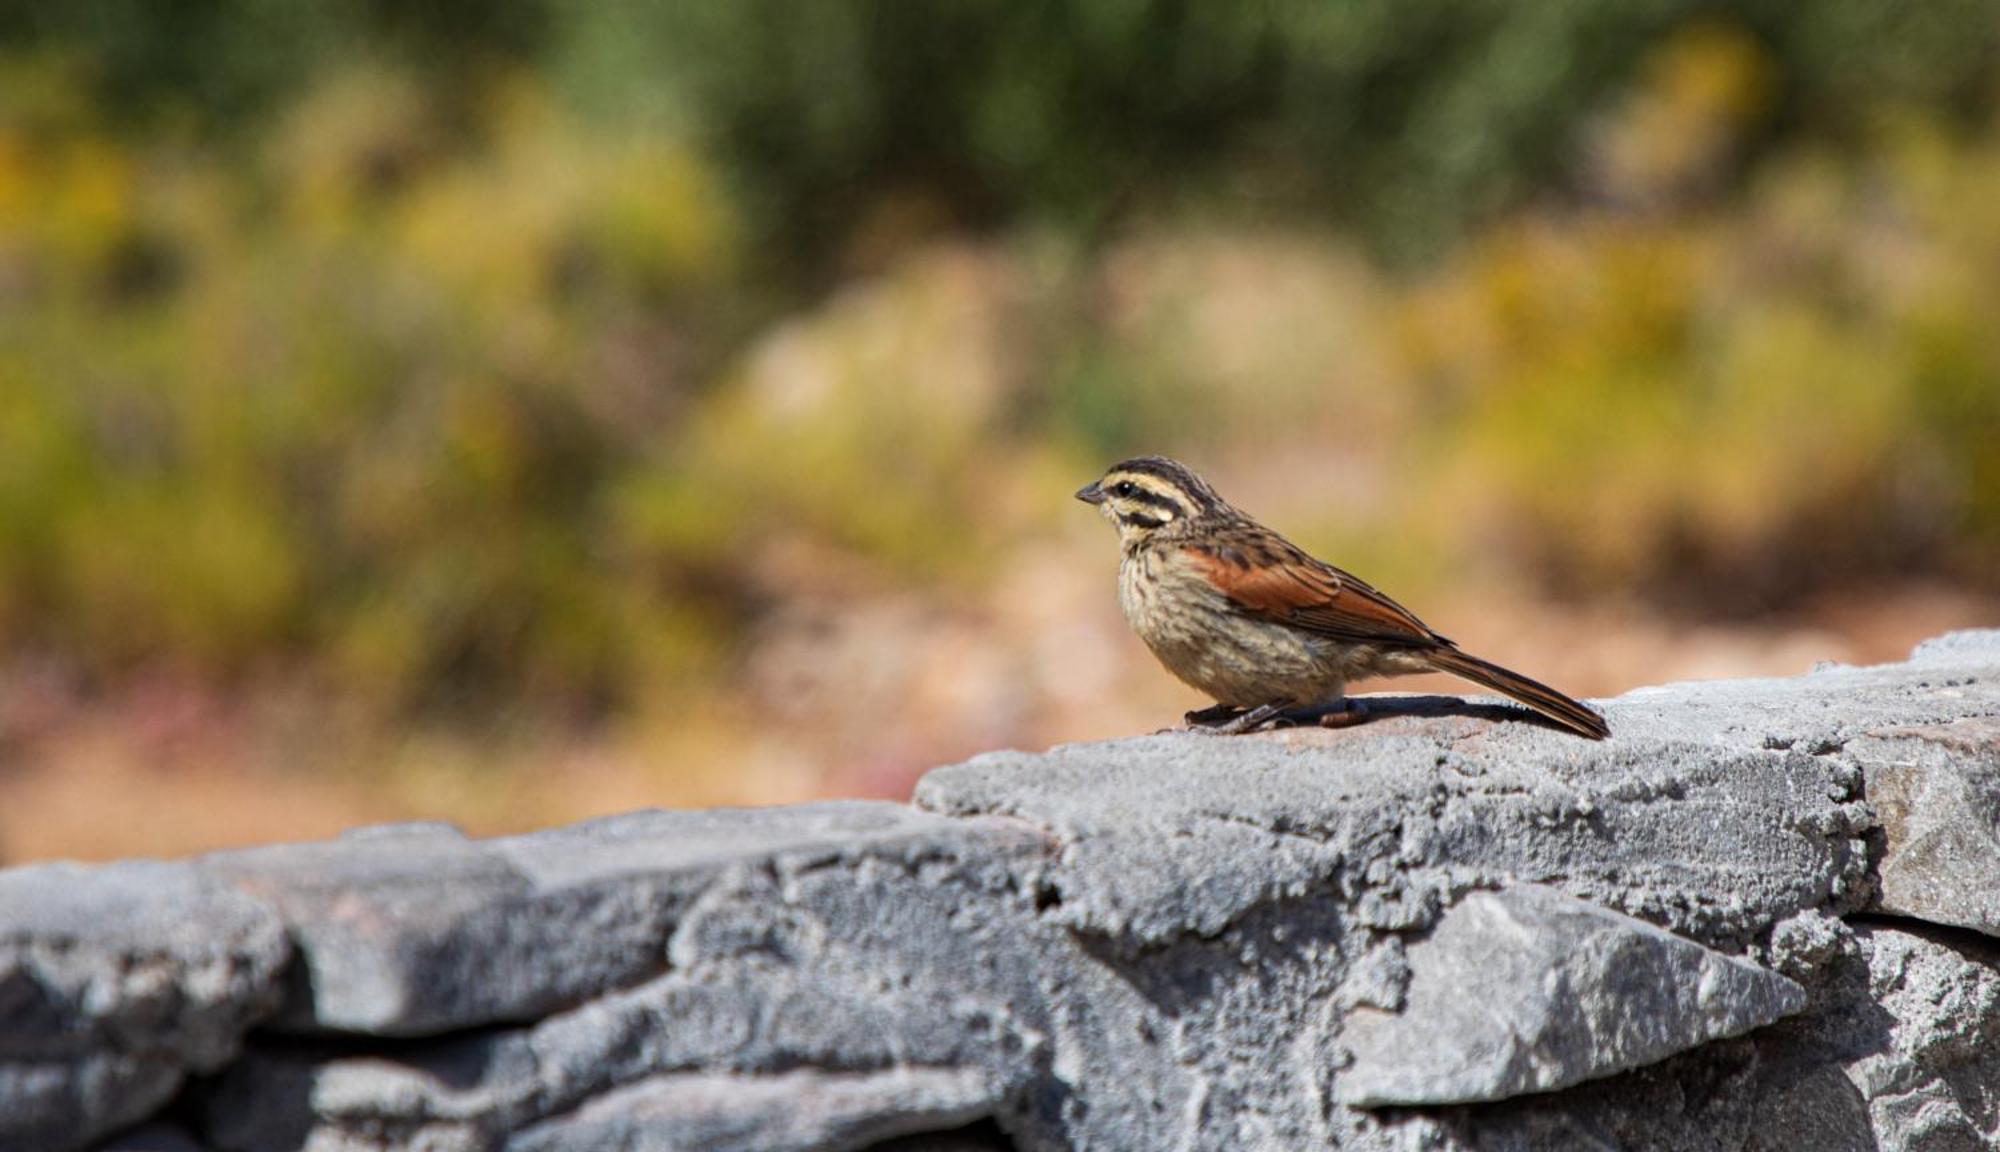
0 630 1995 1152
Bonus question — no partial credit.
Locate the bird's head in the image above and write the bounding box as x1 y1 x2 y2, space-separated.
1075 456 1225 548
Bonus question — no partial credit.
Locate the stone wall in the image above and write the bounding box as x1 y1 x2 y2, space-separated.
4 632 1997 1152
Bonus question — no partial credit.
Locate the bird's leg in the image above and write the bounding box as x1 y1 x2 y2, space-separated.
1210 702 1288 735
1183 702 1242 728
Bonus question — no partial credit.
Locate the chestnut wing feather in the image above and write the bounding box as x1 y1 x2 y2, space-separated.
1186 541 1447 649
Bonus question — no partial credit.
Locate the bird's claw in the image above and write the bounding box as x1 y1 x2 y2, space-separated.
1179 701 1317 734
1183 704 1240 728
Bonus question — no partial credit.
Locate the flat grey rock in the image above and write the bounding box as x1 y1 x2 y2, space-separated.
1855 717 2000 938
1336 884 1806 1107
1910 629 2000 666
1368 919 2000 1152
916 698 1883 952
506 1067 997 1152
917 634 2000 953
1840 924 2000 1150
0 861 288 1152
210 968 1037 1152
4 630 1999 1151
197 801 1028 1037
204 806 1051 1151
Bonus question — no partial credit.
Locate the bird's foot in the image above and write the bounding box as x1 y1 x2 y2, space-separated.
1183 703 1242 729
1207 702 1288 735
1313 699 1369 729
1183 701 1322 735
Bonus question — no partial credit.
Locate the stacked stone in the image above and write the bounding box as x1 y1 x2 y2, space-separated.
3 632 1996 1151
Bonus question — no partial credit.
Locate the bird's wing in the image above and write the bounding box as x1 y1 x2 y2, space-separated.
1184 540 1446 649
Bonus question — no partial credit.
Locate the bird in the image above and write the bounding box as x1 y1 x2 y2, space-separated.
1075 455 1609 739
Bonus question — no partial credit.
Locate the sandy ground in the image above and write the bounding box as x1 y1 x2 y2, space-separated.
1 578 1989 865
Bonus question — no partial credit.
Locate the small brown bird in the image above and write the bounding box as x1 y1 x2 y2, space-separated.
1077 456 1608 738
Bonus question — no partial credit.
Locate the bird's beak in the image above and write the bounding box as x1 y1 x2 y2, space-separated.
1075 481 1106 505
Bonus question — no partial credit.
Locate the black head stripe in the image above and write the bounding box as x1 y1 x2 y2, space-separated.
1117 486 1185 516
1119 510 1167 531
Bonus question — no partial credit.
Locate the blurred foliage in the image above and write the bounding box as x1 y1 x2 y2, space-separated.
8 1 2000 271
1403 32 2000 609
0 7 1996 725
552 0 2000 270
0 0 549 126
0 61 742 714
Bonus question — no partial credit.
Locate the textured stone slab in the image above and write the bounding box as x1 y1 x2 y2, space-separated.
917 712 1878 952
1854 717 2000 938
5 631 2000 1152
0 861 288 1152
506 1067 997 1152
197 801 1029 1037
1359 919 2000 1152
1840 924 2000 1150
3 1059 180 1152
205 807 1051 1151
1910 629 2000 667
208 973 1019 1152
1335 884 1806 1107
917 634 2000 952
902 633 1999 1149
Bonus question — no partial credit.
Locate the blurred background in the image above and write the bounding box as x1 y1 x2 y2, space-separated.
1 1 1996 862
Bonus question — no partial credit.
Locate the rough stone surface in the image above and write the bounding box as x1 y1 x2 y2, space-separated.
1365 920 2000 1152
202 803 1053 1152
1855 717 2000 938
914 645 1995 952
197 802 1004 1037
0 629 1984 1151
1336 884 1807 1107
1837 923 2000 1150
506 1068 998 1152
0 861 289 1152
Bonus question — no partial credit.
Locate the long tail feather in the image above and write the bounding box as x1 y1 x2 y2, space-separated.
1425 648 1609 740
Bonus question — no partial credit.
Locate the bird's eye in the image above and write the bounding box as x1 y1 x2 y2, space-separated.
1112 481 1136 498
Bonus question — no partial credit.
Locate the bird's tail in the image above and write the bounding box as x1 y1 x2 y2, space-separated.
1424 648 1609 740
